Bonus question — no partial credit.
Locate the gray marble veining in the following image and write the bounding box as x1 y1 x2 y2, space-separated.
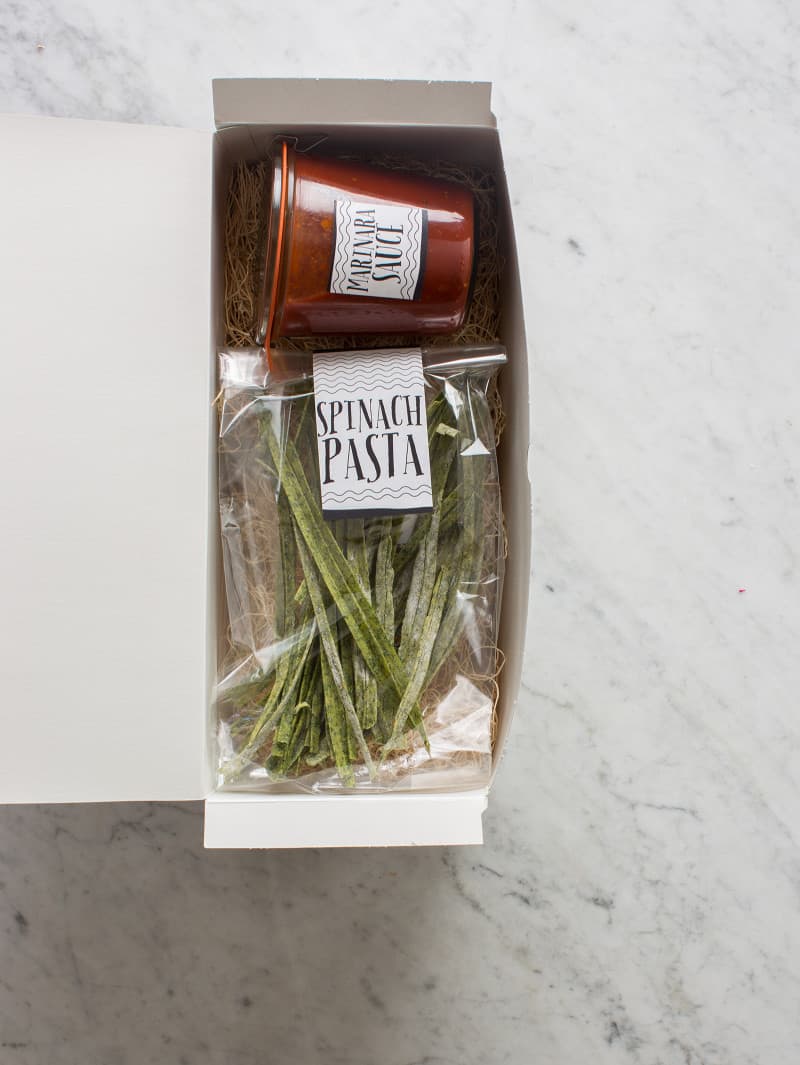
2 0 800 1062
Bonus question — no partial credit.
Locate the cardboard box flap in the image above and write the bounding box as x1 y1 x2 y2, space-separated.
204 791 488 848
0 114 212 803
213 78 495 131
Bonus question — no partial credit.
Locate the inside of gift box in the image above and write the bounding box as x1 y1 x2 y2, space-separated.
208 122 530 791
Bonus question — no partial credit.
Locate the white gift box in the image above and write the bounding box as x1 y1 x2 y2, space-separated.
0 79 530 848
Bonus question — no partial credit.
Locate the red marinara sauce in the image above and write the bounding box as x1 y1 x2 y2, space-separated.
255 144 476 343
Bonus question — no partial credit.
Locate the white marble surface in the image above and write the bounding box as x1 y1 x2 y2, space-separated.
2 1 800 1062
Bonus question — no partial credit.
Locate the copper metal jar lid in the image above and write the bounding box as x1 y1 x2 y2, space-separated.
254 140 292 349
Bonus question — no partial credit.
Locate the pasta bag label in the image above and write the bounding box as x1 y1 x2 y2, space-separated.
313 348 433 519
329 200 427 301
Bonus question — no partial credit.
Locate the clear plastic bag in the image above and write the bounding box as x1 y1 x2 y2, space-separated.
216 346 506 792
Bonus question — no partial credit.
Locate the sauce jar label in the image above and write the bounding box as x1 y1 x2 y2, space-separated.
329 201 427 302
312 348 433 519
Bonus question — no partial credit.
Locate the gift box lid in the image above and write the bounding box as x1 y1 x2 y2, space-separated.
0 112 213 802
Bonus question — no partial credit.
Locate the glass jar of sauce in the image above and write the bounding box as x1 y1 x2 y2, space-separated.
255 142 476 345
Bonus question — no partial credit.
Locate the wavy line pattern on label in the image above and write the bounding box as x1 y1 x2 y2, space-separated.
398 208 421 300
330 200 352 293
323 485 433 502
315 382 422 391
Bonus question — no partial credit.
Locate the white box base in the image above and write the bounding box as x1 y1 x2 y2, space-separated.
0 79 530 849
